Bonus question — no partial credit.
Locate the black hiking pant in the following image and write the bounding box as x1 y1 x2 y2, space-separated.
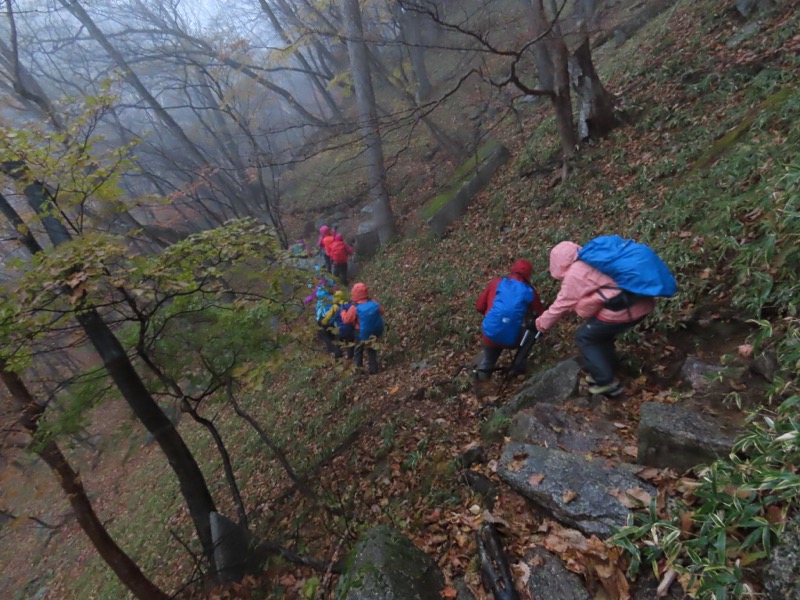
354 341 378 374
338 332 355 359
333 262 348 285
575 317 642 385
477 345 504 380
318 326 342 358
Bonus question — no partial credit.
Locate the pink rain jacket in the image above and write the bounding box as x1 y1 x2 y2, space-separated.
535 241 654 332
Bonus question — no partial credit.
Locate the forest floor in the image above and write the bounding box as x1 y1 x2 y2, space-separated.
1 0 799 599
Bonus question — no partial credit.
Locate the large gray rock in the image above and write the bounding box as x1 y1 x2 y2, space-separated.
508 403 621 454
526 547 590 600
337 526 445 600
637 403 738 471
210 512 258 583
497 359 581 418
497 443 655 537
765 517 800 600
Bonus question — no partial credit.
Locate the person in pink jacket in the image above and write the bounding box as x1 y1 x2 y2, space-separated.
535 241 655 396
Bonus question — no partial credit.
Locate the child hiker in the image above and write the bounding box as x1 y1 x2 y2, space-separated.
325 290 355 359
342 283 384 374
534 240 657 397
475 259 543 380
315 288 342 358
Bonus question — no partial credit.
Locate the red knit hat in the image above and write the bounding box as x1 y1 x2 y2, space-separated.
510 259 533 283
351 282 369 302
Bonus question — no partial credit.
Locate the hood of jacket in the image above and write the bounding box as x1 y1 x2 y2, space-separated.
333 290 347 303
316 288 330 299
334 233 343 241
319 225 330 235
549 241 581 280
351 283 369 302
509 259 533 283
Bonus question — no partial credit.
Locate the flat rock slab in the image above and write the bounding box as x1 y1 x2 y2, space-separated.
638 402 739 471
497 359 581 418
509 403 621 454
498 443 655 537
525 547 590 600
337 526 444 600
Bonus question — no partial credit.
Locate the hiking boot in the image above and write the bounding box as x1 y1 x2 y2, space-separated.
585 374 597 385
588 379 624 397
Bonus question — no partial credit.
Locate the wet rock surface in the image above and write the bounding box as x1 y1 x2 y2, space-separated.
508 402 621 454
637 402 738 471
525 546 590 600
497 443 655 537
497 359 581 418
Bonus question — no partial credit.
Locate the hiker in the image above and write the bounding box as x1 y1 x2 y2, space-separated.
304 268 336 305
534 240 662 396
322 227 337 273
318 225 333 272
290 239 308 258
315 288 342 358
476 259 544 380
342 283 384 374
330 233 354 285
323 290 356 359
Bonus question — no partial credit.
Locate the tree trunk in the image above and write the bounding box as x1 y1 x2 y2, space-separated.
257 0 343 122
524 0 577 160
0 164 219 574
570 38 619 140
0 366 170 600
396 8 433 102
340 0 395 243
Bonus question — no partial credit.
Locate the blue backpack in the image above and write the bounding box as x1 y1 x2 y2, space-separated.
482 278 535 346
357 301 384 341
334 302 355 337
578 236 677 310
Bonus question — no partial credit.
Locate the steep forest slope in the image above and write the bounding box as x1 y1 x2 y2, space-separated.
0 0 798 599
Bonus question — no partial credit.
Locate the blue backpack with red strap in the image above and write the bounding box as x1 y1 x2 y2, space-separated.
482 278 534 346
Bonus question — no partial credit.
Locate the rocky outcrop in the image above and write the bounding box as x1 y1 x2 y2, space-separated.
497 359 581 418
637 402 738 471
497 443 655 537
423 140 509 239
337 526 444 600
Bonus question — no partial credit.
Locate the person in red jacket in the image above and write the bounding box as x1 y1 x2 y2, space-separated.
329 233 354 285
317 225 332 272
475 259 543 380
322 228 337 274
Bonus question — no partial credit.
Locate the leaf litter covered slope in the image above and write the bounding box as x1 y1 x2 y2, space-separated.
2 2 798 599
217 4 799 599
